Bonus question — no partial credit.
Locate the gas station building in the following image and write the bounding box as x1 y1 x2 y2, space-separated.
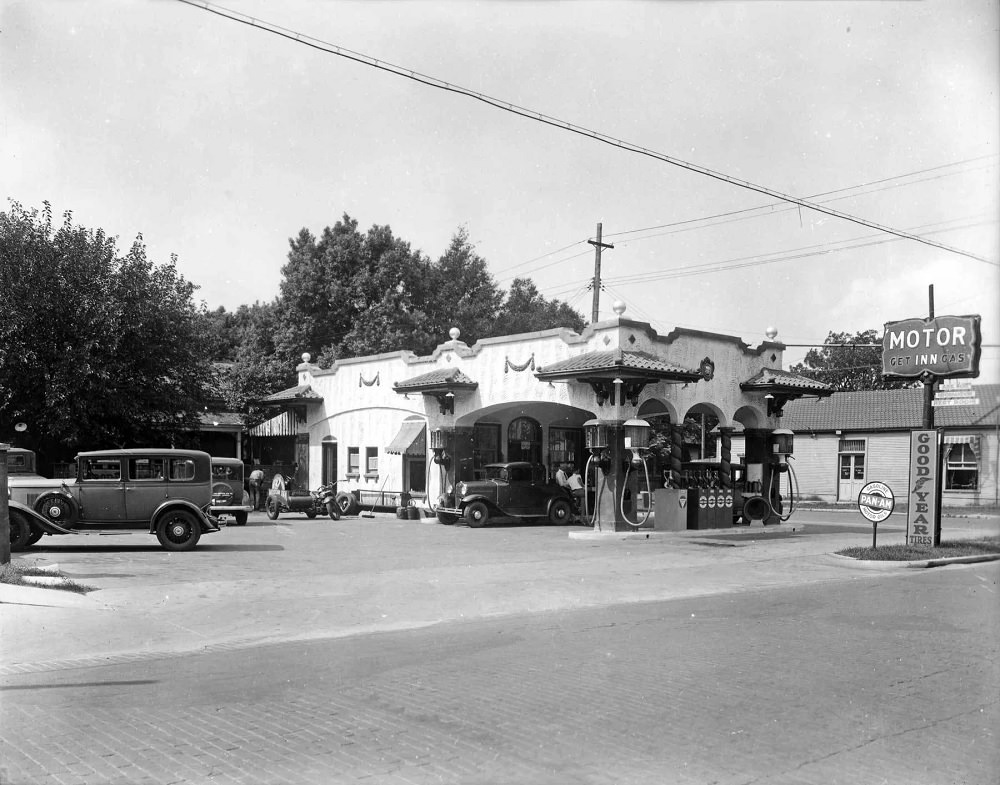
260 302 832 532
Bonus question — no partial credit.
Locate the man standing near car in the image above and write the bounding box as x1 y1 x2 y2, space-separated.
248 464 265 511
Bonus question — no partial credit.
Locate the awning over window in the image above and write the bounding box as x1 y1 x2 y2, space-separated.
386 420 426 456
944 434 980 457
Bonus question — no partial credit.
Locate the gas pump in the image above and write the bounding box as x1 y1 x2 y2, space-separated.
582 419 611 524
742 428 797 523
621 418 653 527
427 428 452 514
767 428 797 521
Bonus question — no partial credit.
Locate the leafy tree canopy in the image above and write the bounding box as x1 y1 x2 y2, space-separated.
788 329 913 392
0 201 212 463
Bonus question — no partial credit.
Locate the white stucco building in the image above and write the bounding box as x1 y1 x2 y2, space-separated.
260 303 829 530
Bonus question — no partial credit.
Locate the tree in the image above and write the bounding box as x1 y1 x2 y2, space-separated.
422 227 505 347
0 201 211 464
493 277 586 336
789 329 912 392
211 218 587 407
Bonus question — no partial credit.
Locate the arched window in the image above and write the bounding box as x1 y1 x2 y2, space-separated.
507 417 541 464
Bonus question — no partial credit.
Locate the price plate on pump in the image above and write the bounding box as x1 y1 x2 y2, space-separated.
858 482 895 523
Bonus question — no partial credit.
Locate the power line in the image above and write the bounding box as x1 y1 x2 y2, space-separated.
501 160 995 290
603 156 998 241
602 219 996 288
176 0 996 266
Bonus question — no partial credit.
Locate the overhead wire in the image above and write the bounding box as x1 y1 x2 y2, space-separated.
176 0 996 266
603 156 998 242
586 218 995 291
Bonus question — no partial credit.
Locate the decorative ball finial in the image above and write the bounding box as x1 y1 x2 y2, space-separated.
449 327 461 341
765 326 778 340
612 300 626 316
302 352 312 363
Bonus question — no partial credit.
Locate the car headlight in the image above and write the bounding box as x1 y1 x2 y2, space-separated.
457 482 467 497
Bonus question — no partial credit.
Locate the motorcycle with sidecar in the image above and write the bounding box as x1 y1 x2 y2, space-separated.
264 474 340 520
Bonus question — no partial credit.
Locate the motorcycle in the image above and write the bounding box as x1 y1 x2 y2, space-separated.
265 477 341 521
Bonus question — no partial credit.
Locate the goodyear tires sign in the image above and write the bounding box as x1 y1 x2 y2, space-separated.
882 314 981 379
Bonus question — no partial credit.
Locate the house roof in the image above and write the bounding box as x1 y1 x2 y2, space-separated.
535 349 701 381
781 384 1000 432
258 384 324 405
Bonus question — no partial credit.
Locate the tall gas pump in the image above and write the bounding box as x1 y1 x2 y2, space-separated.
742 428 796 524
582 418 654 531
621 418 653 527
429 427 452 516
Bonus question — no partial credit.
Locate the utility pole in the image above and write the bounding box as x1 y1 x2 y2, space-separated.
922 284 935 430
588 223 614 324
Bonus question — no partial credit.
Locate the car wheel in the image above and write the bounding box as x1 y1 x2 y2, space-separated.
305 510 317 519
25 528 44 546
548 498 572 525
335 492 359 516
155 510 202 552
234 512 248 526
465 501 490 528
9 510 34 552
436 512 458 525
265 497 280 520
34 493 79 529
326 501 341 521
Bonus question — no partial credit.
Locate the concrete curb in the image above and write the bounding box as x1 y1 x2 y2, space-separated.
0 582 109 609
824 552 1000 570
568 523 807 541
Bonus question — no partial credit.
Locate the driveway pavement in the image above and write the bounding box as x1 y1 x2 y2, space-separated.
2 509 997 674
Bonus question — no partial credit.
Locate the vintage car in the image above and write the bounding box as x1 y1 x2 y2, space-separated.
210 457 252 526
435 461 575 527
7 448 221 551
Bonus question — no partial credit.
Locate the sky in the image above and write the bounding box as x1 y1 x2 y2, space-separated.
3 0 998 382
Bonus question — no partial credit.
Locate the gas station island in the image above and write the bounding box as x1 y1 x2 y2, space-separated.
258 301 831 534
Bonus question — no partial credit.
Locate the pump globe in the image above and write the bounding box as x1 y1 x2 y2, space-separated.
765 326 778 340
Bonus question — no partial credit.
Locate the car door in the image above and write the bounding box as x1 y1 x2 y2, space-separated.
76 457 127 523
504 465 540 516
125 456 169 523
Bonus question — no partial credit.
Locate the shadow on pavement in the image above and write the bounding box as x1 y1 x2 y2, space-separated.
22 543 286 554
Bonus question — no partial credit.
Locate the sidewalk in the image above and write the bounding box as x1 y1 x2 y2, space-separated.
2 510 997 674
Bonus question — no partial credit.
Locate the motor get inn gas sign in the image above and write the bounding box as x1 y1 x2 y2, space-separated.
882 314 981 379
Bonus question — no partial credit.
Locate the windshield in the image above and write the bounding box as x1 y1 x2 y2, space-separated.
483 466 508 482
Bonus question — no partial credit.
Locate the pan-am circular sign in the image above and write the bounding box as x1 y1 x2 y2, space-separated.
858 482 895 523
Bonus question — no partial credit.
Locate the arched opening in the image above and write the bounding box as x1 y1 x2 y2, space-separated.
507 416 542 464
681 402 726 461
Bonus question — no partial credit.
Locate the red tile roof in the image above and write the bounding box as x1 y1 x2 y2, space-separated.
740 368 833 394
393 368 478 392
258 384 324 405
536 349 700 380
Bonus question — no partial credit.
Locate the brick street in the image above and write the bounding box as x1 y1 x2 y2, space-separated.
1 511 998 784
